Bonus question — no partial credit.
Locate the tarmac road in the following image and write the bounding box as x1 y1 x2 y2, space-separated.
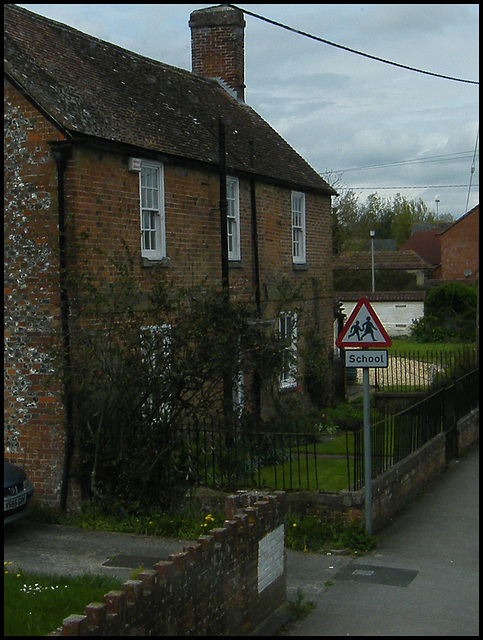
4 446 479 636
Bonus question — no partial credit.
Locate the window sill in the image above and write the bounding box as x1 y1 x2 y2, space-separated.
292 262 308 271
280 381 299 392
229 260 243 269
142 256 170 268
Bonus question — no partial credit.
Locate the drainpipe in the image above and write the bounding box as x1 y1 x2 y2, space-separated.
219 118 229 301
249 142 262 418
249 141 261 317
51 143 73 512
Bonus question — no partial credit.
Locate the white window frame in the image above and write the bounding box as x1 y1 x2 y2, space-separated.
140 324 172 421
227 176 241 261
279 312 298 389
291 191 306 264
139 160 166 260
233 369 245 421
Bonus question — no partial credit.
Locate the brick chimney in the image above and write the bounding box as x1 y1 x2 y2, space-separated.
189 4 246 101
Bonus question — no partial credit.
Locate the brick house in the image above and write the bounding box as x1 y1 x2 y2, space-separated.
4 5 336 508
432 205 479 281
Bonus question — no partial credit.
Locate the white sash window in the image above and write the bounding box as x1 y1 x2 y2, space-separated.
292 191 306 264
140 161 165 260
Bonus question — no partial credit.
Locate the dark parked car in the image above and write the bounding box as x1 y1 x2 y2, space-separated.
4 460 34 525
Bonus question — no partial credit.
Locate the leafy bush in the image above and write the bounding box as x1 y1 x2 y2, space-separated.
59 247 290 511
318 401 364 432
286 512 377 553
410 282 477 343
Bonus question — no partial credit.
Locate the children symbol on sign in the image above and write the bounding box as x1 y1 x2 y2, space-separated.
362 316 377 341
347 320 362 340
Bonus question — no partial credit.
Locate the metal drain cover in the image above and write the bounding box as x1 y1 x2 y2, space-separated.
335 564 418 587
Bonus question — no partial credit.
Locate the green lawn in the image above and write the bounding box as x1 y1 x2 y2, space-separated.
4 566 122 637
258 455 349 491
256 432 354 491
388 339 476 357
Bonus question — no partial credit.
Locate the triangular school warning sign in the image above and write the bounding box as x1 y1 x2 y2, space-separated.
336 297 392 348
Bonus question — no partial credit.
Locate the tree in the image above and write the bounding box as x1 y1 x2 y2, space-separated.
328 182 453 253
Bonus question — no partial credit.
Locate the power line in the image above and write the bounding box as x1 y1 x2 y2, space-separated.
465 128 479 214
328 151 479 174
347 184 478 190
229 4 479 85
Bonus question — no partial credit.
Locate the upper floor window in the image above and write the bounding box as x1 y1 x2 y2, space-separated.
227 176 241 261
292 191 306 264
140 161 165 260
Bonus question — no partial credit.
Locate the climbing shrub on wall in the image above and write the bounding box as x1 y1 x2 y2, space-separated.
61 247 291 511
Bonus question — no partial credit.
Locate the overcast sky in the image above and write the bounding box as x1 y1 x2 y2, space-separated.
18 4 479 220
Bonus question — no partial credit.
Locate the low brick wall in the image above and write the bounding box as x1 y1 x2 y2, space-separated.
47 491 287 636
456 408 479 455
370 432 446 532
285 433 448 534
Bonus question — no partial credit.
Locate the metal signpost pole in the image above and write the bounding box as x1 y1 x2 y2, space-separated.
363 366 372 535
335 297 392 537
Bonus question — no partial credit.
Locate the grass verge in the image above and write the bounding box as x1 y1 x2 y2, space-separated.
4 564 121 636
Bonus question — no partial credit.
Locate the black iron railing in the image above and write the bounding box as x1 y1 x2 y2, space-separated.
352 367 479 490
372 345 477 392
171 353 478 494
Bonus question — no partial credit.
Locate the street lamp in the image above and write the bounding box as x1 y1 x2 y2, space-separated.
370 230 375 292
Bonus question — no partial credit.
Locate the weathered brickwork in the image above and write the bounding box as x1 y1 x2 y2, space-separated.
190 5 246 100
47 492 287 637
5 76 333 509
436 205 479 281
4 80 69 506
456 408 479 455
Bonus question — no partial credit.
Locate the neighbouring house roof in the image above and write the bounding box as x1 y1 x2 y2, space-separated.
4 4 336 196
333 250 432 271
398 228 448 266
335 291 426 302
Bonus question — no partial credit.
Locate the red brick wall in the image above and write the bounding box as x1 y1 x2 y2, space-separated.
5 79 334 509
437 206 479 280
48 492 287 637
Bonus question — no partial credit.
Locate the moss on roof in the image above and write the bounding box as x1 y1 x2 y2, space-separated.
4 4 336 195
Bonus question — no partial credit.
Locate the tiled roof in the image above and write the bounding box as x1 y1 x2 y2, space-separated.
4 4 335 195
335 291 426 302
333 250 432 270
398 230 444 266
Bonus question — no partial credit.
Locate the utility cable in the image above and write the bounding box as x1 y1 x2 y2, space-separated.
348 184 478 190
328 151 479 174
464 128 479 214
228 4 479 85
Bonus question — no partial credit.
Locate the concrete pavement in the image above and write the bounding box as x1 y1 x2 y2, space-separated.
284 445 479 636
4 446 479 636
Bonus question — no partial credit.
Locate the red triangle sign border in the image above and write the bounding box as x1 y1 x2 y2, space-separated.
336 297 392 348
